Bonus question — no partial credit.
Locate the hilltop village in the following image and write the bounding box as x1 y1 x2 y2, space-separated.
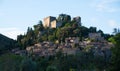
1 14 119 71
12 14 113 60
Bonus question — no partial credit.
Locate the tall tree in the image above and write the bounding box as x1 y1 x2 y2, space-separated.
113 28 120 35
110 33 120 71
89 27 97 33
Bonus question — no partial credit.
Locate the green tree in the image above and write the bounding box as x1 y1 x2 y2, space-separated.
89 27 97 33
26 27 35 46
57 14 71 27
57 14 71 22
48 35 55 41
110 33 120 71
0 34 15 53
37 58 49 71
80 26 89 38
113 28 117 35
97 30 104 36
20 58 37 71
104 34 113 41
34 20 44 33
0 53 24 71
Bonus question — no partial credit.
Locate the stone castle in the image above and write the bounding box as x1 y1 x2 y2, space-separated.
43 16 81 28
43 16 62 28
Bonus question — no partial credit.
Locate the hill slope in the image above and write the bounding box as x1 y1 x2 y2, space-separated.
0 34 15 53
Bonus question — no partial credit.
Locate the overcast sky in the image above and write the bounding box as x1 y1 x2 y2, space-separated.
0 0 120 39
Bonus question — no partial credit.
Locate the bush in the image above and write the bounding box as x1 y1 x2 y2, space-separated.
20 58 36 71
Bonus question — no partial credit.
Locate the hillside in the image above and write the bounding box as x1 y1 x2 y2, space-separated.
0 14 118 71
0 34 15 53
16 14 112 49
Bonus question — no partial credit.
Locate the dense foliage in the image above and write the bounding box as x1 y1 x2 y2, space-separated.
0 51 109 71
0 53 24 71
109 33 120 71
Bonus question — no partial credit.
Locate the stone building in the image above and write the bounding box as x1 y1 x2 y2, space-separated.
43 16 62 28
65 37 79 45
89 33 104 41
51 20 62 28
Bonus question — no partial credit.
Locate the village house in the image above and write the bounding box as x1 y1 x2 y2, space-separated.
89 33 104 41
26 41 57 56
24 31 113 57
65 37 79 44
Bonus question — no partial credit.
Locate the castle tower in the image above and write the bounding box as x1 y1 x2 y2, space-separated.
43 16 56 28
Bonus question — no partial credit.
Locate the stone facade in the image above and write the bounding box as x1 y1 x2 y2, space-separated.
51 20 62 28
43 16 56 27
89 33 104 41
43 16 62 28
